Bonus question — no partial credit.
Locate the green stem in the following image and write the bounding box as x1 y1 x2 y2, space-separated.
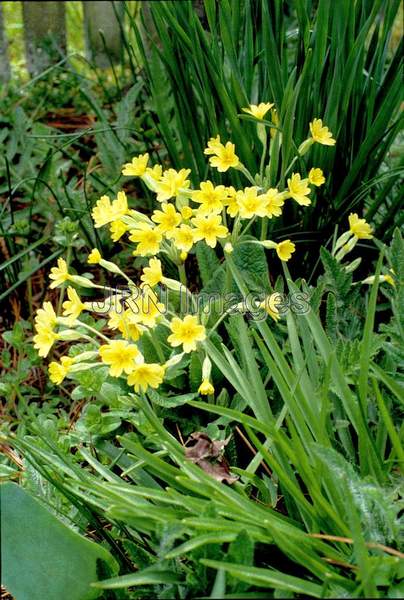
75 322 110 343
237 164 257 186
147 331 165 363
239 215 257 238
178 263 187 286
259 128 268 183
231 216 242 243
280 155 299 185
207 306 235 338
260 218 268 241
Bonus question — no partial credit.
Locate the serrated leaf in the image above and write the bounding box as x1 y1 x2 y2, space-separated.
320 247 352 299
233 239 269 290
196 242 221 288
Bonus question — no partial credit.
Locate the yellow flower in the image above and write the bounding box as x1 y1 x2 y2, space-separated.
242 102 274 120
49 258 71 289
260 294 282 322
309 118 336 146
224 242 234 254
192 181 227 215
91 195 114 228
151 203 181 237
122 153 149 177
146 164 163 181
113 191 128 215
198 379 215 395
129 223 162 256
180 251 188 261
180 206 194 220
308 168 325 187
204 134 222 154
204 136 239 172
362 274 395 287
384 274 395 287
171 224 195 253
348 213 373 239
276 240 296 261
87 248 102 264
127 287 165 328
35 301 57 329
92 192 128 228
223 186 239 217
167 314 206 353
236 187 268 219
33 326 58 358
48 356 74 385
62 286 86 322
287 173 311 206
127 363 165 392
191 214 228 248
107 309 143 341
110 219 128 242
270 108 279 139
262 188 284 218
99 340 141 377
141 258 163 288
155 168 191 202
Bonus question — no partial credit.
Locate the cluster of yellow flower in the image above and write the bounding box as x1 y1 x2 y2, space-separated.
33 104 378 397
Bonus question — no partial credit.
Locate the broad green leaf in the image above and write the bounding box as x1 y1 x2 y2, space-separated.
1 482 118 600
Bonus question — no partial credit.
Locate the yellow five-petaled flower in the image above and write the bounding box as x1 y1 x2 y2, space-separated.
154 169 191 202
191 214 228 248
242 102 274 120
167 315 206 353
49 356 74 385
192 181 227 215
348 213 373 239
204 135 239 172
127 363 165 392
49 258 71 289
129 223 162 256
140 257 164 288
99 340 141 377
122 153 149 177
287 173 311 206
309 119 336 146
151 203 181 237
276 240 296 262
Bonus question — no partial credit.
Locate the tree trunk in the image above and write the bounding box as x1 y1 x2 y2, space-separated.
0 4 10 82
82 1 123 68
22 1 66 76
